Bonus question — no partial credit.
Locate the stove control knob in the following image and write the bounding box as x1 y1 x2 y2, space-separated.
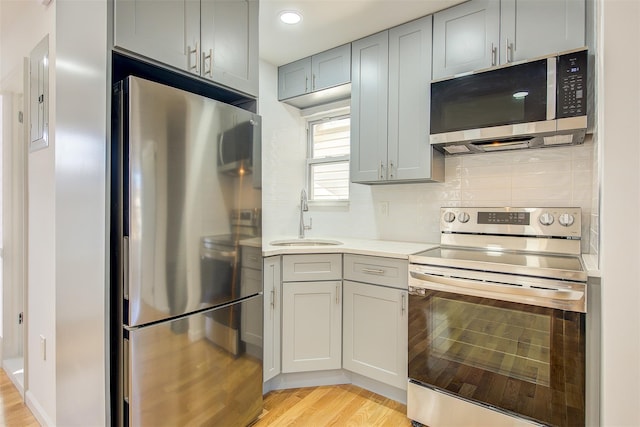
458 212 470 223
559 213 575 227
443 211 456 223
539 212 555 226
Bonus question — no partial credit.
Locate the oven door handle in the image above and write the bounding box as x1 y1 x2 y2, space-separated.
409 271 584 302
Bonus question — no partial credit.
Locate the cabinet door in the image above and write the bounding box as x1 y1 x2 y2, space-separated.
311 44 351 92
343 281 407 389
240 267 262 348
201 0 259 96
114 0 200 72
263 257 281 382
388 16 434 181
351 31 389 183
501 0 585 64
278 58 311 100
432 0 500 79
282 281 342 372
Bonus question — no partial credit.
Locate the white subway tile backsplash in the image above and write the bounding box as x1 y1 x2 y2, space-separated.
260 60 597 250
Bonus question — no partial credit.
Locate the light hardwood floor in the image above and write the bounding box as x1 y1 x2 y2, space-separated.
0 370 410 426
0 370 38 426
254 384 412 427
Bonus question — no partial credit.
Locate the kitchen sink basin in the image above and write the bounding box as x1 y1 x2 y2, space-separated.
269 239 343 247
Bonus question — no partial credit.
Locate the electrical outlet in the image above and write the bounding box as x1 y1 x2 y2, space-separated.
40 335 46 361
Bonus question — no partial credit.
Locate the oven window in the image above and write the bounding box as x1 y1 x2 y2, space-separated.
409 290 585 426
431 297 551 387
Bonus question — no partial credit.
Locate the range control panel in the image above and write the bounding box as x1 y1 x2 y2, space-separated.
557 49 588 118
441 207 582 238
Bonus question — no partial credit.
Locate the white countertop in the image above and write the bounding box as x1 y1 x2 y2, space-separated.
262 236 439 259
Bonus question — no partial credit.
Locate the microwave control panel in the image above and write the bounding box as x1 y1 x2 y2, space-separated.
557 50 588 118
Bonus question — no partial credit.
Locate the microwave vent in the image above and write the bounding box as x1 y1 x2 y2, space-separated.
543 134 574 146
471 137 533 152
444 145 471 154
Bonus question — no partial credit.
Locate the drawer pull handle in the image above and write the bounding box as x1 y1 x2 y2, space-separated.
362 268 385 275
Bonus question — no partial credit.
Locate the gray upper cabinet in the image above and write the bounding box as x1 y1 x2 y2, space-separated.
201 0 259 96
114 0 201 72
351 31 389 183
432 0 500 79
351 17 443 184
114 0 258 97
278 58 312 100
500 0 586 63
278 44 351 108
433 0 586 79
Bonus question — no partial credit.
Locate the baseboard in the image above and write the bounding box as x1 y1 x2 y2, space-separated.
264 369 407 405
26 390 55 427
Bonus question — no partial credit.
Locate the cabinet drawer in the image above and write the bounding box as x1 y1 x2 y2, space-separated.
241 246 262 270
343 254 408 289
282 254 342 282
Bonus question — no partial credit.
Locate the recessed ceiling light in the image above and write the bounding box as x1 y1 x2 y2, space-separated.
279 10 302 25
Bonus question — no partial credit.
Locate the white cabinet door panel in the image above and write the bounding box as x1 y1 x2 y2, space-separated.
282 281 342 372
501 0 586 63
343 280 407 389
312 44 351 91
114 0 200 71
263 257 281 382
201 0 259 95
388 15 433 181
351 31 389 183
432 0 500 79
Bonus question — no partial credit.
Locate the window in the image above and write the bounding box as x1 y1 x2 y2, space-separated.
307 115 350 202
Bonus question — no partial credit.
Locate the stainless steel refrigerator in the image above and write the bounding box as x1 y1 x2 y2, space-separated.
111 76 263 426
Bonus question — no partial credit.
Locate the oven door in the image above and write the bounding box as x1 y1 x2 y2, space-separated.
408 265 585 427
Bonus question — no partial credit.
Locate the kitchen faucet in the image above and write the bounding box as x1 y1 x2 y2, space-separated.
299 189 312 238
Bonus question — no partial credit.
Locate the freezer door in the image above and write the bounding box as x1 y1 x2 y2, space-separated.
124 295 263 426
122 76 262 327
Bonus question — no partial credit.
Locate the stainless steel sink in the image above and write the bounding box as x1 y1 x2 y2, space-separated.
269 239 343 247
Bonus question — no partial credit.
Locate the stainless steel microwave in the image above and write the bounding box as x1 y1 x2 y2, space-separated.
217 119 257 175
430 48 588 155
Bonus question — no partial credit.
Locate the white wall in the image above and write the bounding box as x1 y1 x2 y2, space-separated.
0 1 57 424
54 1 107 425
259 59 595 250
599 0 640 424
0 1 108 425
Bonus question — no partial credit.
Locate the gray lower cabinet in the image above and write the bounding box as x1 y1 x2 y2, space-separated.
282 280 342 372
114 0 258 96
263 256 281 382
342 280 407 390
281 254 343 373
433 0 586 79
342 254 408 390
351 16 443 184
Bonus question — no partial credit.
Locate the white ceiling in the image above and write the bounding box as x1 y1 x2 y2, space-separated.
259 0 467 67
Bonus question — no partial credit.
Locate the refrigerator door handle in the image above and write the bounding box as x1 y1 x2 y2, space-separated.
123 236 129 300
123 337 130 404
